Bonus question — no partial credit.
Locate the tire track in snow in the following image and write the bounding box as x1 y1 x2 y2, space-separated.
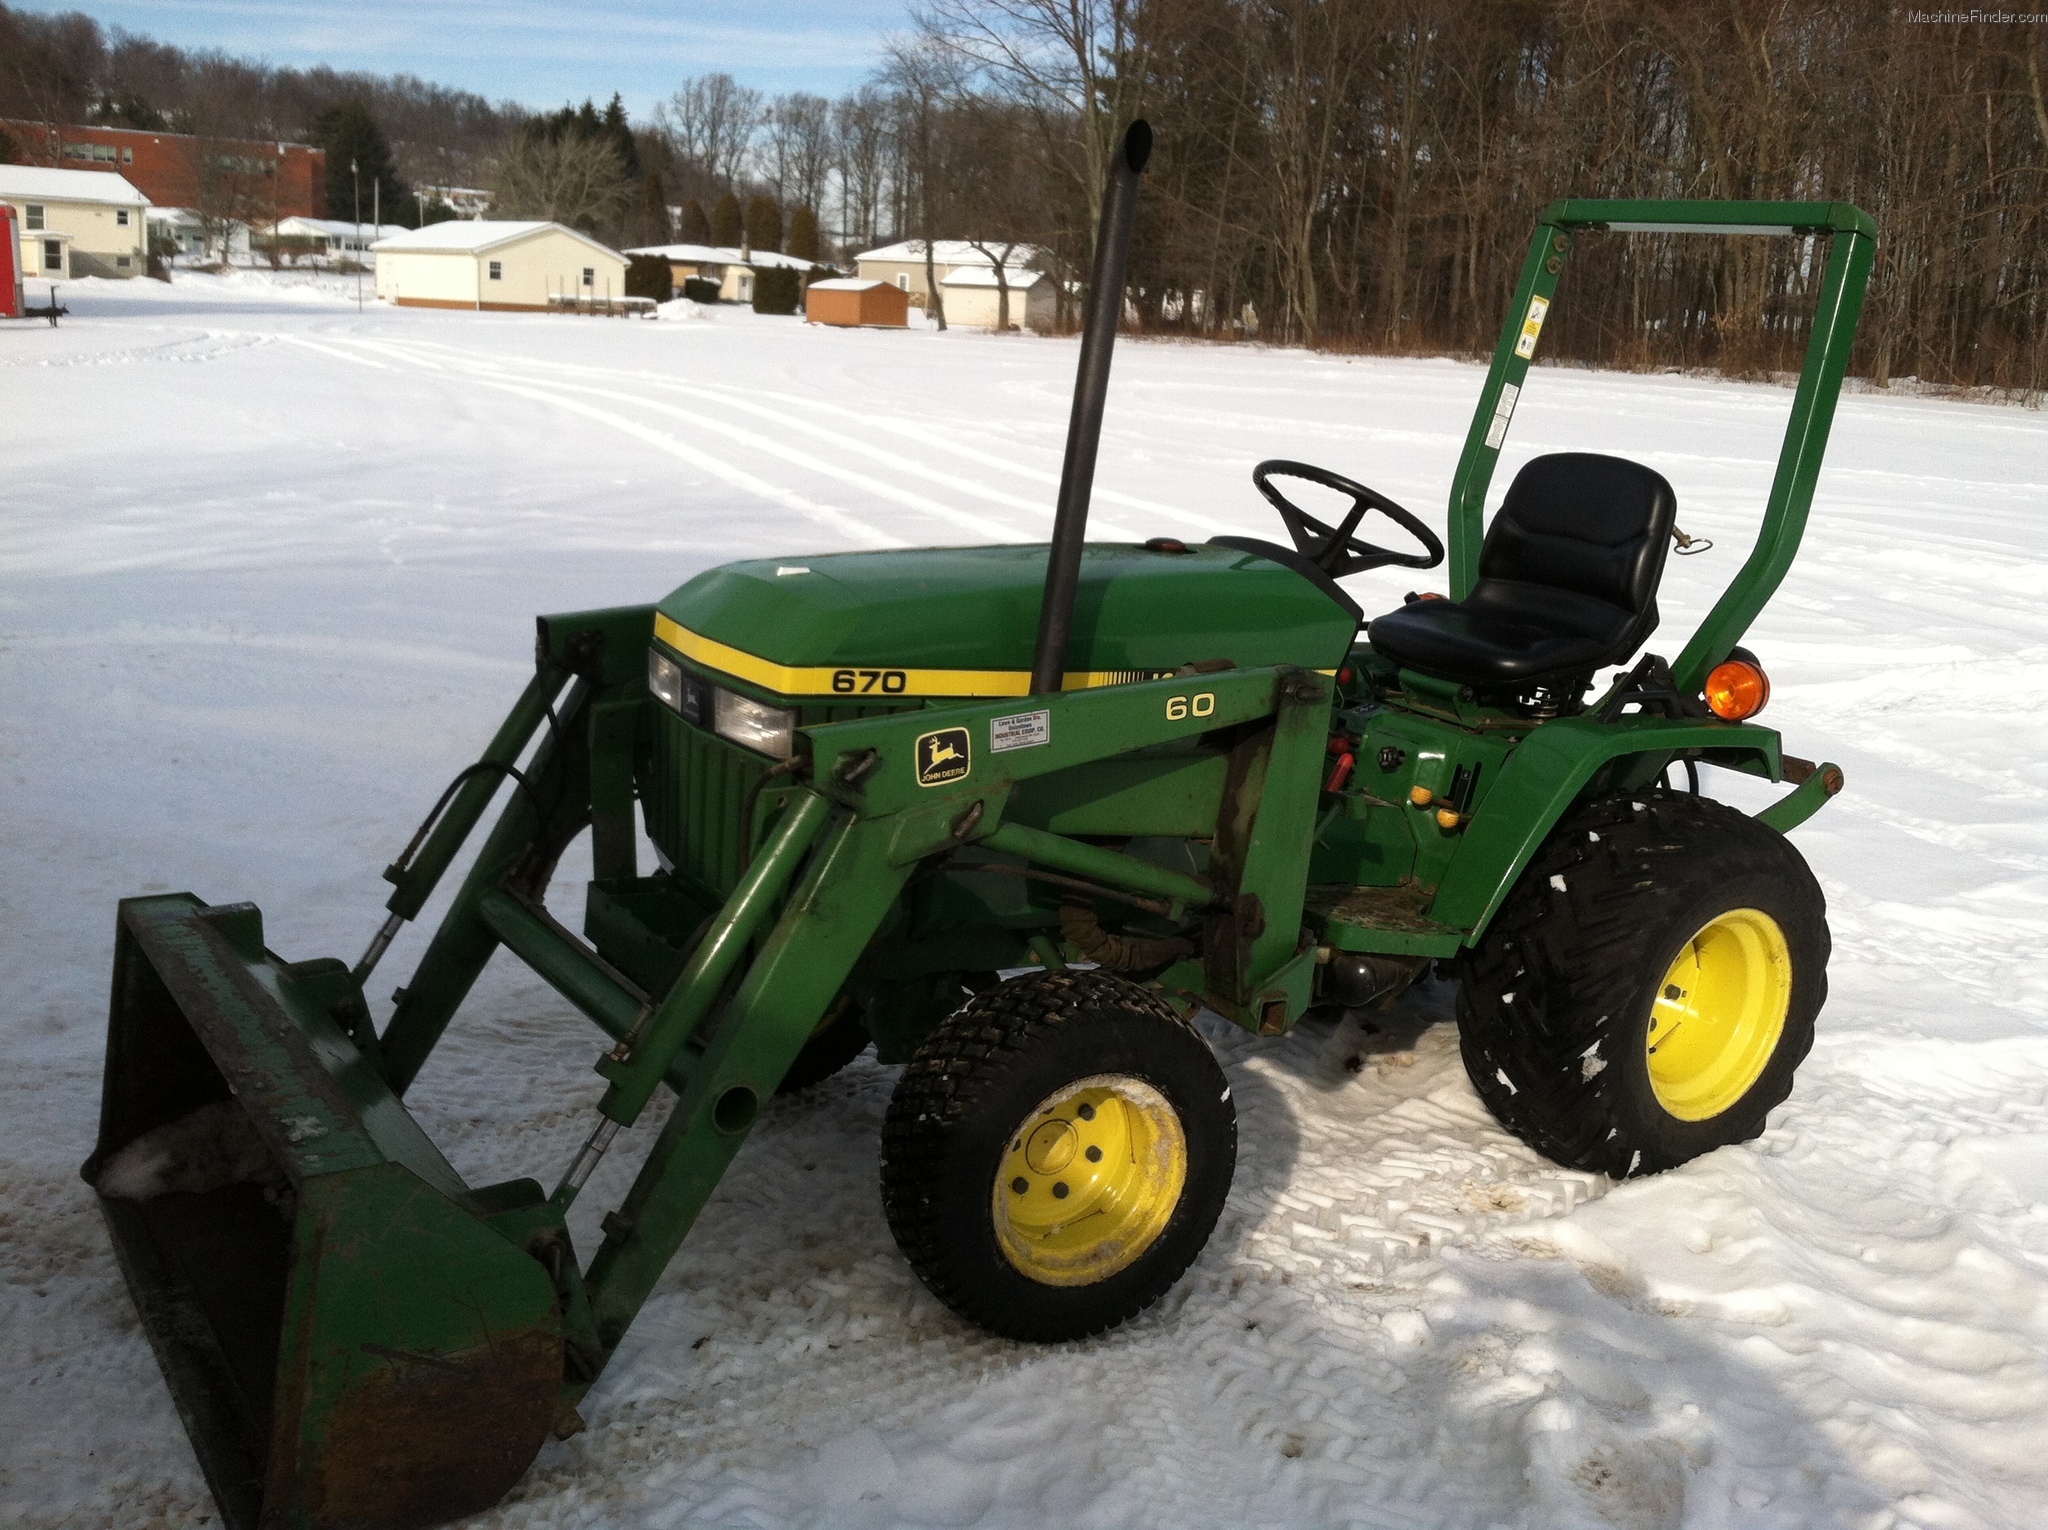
320 337 904 548
381 335 1238 536
346 337 1028 545
375 337 1153 538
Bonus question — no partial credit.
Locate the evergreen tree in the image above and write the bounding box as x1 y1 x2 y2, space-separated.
786 206 820 262
530 95 639 180
680 199 712 244
600 94 642 179
710 191 743 247
744 194 781 253
312 100 405 224
642 170 671 244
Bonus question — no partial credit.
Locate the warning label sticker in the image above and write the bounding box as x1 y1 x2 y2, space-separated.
1484 381 1521 450
990 709 1050 753
1514 295 1550 360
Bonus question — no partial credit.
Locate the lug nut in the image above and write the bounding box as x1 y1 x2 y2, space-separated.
1085 1145 1103 1163
1077 1102 1096 1121
1011 1177 1029 1194
1053 1182 1070 1199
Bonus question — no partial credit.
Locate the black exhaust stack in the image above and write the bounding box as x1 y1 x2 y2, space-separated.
1029 120 1153 696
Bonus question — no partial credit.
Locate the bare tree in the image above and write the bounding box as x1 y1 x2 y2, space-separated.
656 72 761 200
914 0 1151 262
881 40 969 330
833 85 892 249
490 132 634 230
764 92 834 216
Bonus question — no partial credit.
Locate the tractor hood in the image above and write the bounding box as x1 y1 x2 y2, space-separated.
654 541 1358 699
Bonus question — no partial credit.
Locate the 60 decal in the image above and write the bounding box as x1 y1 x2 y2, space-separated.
1165 692 1216 721
832 668 908 695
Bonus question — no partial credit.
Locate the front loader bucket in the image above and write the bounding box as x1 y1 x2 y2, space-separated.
82 895 565 1530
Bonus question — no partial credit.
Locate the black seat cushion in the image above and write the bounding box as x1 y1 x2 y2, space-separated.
1366 453 1676 687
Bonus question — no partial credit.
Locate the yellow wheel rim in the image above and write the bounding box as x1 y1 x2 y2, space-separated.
991 1074 1187 1287
1646 908 1792 1121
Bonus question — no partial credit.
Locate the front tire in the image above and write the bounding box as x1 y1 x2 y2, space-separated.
881 969 1235 1342
1457 789 1827 1178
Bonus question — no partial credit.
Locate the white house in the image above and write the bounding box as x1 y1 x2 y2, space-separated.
0 164 149 279
373 220 627 311
939 265 1056 329
270 216 408 262
626 242 821 303
853 239 1045 306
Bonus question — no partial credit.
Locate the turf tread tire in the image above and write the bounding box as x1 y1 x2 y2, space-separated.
1457 789 1827 1178
881 969 1235 1342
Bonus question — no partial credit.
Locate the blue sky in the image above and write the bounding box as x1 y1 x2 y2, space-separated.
18 0 915 114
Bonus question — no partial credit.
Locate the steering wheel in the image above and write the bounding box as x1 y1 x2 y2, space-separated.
1252 460 1444 577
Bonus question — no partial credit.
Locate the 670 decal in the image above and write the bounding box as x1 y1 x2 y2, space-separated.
832 668 908 694
1165 692 1216 721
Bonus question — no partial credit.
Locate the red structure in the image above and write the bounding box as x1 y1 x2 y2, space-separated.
1 203 20 317
0 121 325 217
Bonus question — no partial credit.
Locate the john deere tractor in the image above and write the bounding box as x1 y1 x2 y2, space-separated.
85 122 1874 1530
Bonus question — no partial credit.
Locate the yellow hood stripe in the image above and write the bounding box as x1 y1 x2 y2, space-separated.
653 613 1175 698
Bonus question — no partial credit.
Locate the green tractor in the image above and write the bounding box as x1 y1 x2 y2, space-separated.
85 122 1876 1530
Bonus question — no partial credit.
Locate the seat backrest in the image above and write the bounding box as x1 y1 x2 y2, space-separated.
1478 452 1677 618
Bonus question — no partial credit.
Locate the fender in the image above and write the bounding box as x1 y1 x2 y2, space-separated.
1431 713 1787 939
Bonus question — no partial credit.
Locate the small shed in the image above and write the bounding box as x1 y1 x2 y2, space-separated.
939 265 1055 330
805 277 909 329
372 220 626 312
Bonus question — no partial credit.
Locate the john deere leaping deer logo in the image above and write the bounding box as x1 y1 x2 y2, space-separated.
915 727 972 787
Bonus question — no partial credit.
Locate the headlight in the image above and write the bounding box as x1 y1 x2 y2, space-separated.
649 648 711 723
714 687 796 759
648 648 683 711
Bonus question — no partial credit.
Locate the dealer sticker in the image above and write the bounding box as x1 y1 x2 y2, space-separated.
990 709 1051 753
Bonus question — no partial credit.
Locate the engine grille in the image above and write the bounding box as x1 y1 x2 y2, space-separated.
643 689 918 899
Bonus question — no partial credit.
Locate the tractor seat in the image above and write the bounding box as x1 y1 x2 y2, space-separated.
1365 452 1677 688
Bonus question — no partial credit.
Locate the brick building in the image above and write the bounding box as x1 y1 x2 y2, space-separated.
0 121 325 220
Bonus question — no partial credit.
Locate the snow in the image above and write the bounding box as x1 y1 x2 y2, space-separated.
5 269 2048 1529
0 164 151 206
372 220 622 260
627 244 822 271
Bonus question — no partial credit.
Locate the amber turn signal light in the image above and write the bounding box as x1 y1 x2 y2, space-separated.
1704 659 1770 720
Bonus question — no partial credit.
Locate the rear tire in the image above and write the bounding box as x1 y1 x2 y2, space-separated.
881 969 1235 1342
1457 789 1827 1178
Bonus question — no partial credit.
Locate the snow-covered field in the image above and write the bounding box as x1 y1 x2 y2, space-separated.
5 269 2048 1530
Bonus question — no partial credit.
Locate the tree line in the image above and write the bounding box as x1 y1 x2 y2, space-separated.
905 0 2046 394
4 0 2041 393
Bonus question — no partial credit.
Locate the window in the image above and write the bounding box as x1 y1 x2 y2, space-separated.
581 267 594 288
25 203 44 231
121 147 133 164
116 255 131 268
895 273 909 291
488 260 502 281
63 142 117 163
117 209 130 227
43 239 63 274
